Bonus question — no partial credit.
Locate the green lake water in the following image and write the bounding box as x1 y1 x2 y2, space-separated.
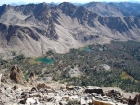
80 47 93 52
36 57 54 64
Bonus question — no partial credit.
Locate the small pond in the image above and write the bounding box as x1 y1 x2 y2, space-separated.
36 57 54 64
80 47 93 52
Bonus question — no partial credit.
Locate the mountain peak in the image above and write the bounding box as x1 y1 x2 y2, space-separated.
58 2 77 8
38 2 47 6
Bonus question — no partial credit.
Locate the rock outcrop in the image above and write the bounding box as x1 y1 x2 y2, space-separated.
127 94 140 105
10 66 26 84
1 74 8 83
29 72 35 79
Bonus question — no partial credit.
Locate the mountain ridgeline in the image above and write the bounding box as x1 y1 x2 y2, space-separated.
0 2 140 57
84 2 140 17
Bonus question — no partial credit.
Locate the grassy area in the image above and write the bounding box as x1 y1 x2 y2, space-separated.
121 71 139 83
29 58 39 64
121 71 134 80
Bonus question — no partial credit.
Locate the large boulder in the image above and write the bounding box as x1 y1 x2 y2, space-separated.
28 72 36 86
29 72 35 80
93 100 113 105
10 66 26 84
128 94 140 105
84 86 104 96
1 74 8 83
106 90 121 98
37 83 47 89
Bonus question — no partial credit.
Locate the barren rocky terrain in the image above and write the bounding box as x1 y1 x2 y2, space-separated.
84 2 140 17
0 2 140 57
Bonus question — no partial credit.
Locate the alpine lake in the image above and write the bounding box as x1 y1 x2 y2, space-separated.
36 57 54 64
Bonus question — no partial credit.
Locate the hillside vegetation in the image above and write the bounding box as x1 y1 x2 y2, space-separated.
0 41 140 92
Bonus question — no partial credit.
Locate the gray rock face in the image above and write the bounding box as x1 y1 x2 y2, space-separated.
84 2 140 17
0 3 140 57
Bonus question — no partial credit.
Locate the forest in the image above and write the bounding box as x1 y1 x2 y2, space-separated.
0 40 140 92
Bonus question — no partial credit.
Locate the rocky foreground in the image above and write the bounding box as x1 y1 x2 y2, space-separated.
0 66 140 105
0 83 140 105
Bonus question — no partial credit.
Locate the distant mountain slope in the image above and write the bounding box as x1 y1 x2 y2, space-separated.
113 2 140 13
0 2 140 57
84 2 140 17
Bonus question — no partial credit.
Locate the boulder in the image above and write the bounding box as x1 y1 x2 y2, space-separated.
28 72 36 86
66 86 75 90
59 101 67 105
12 85 18 90
80 98 86 105
19 98 27 104
10 66 26 84
37 83 47 89
29 72 35 79
29 93 42 97
106 90 121 98
21 92 29 98
85 86 104 96
93 100 113 105
99 64 111 71
26 98 36 104
31 87 38 92
54 96 62 101
1 74 8 83
128 94 140 105
5 87 14 93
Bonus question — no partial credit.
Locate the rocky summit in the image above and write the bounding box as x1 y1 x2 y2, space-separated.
0 2 140 57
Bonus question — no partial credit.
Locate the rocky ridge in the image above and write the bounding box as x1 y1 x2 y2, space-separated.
84 2 140 17
0 2 140 57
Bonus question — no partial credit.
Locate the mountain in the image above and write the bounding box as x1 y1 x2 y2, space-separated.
83 2 127 17
0 2 140 57
73 3 83 6
47 2 59 6
10 1 28 6
84 2 140 17
113 2 140 13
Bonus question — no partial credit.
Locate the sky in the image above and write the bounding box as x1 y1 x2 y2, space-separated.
0 0 140 5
